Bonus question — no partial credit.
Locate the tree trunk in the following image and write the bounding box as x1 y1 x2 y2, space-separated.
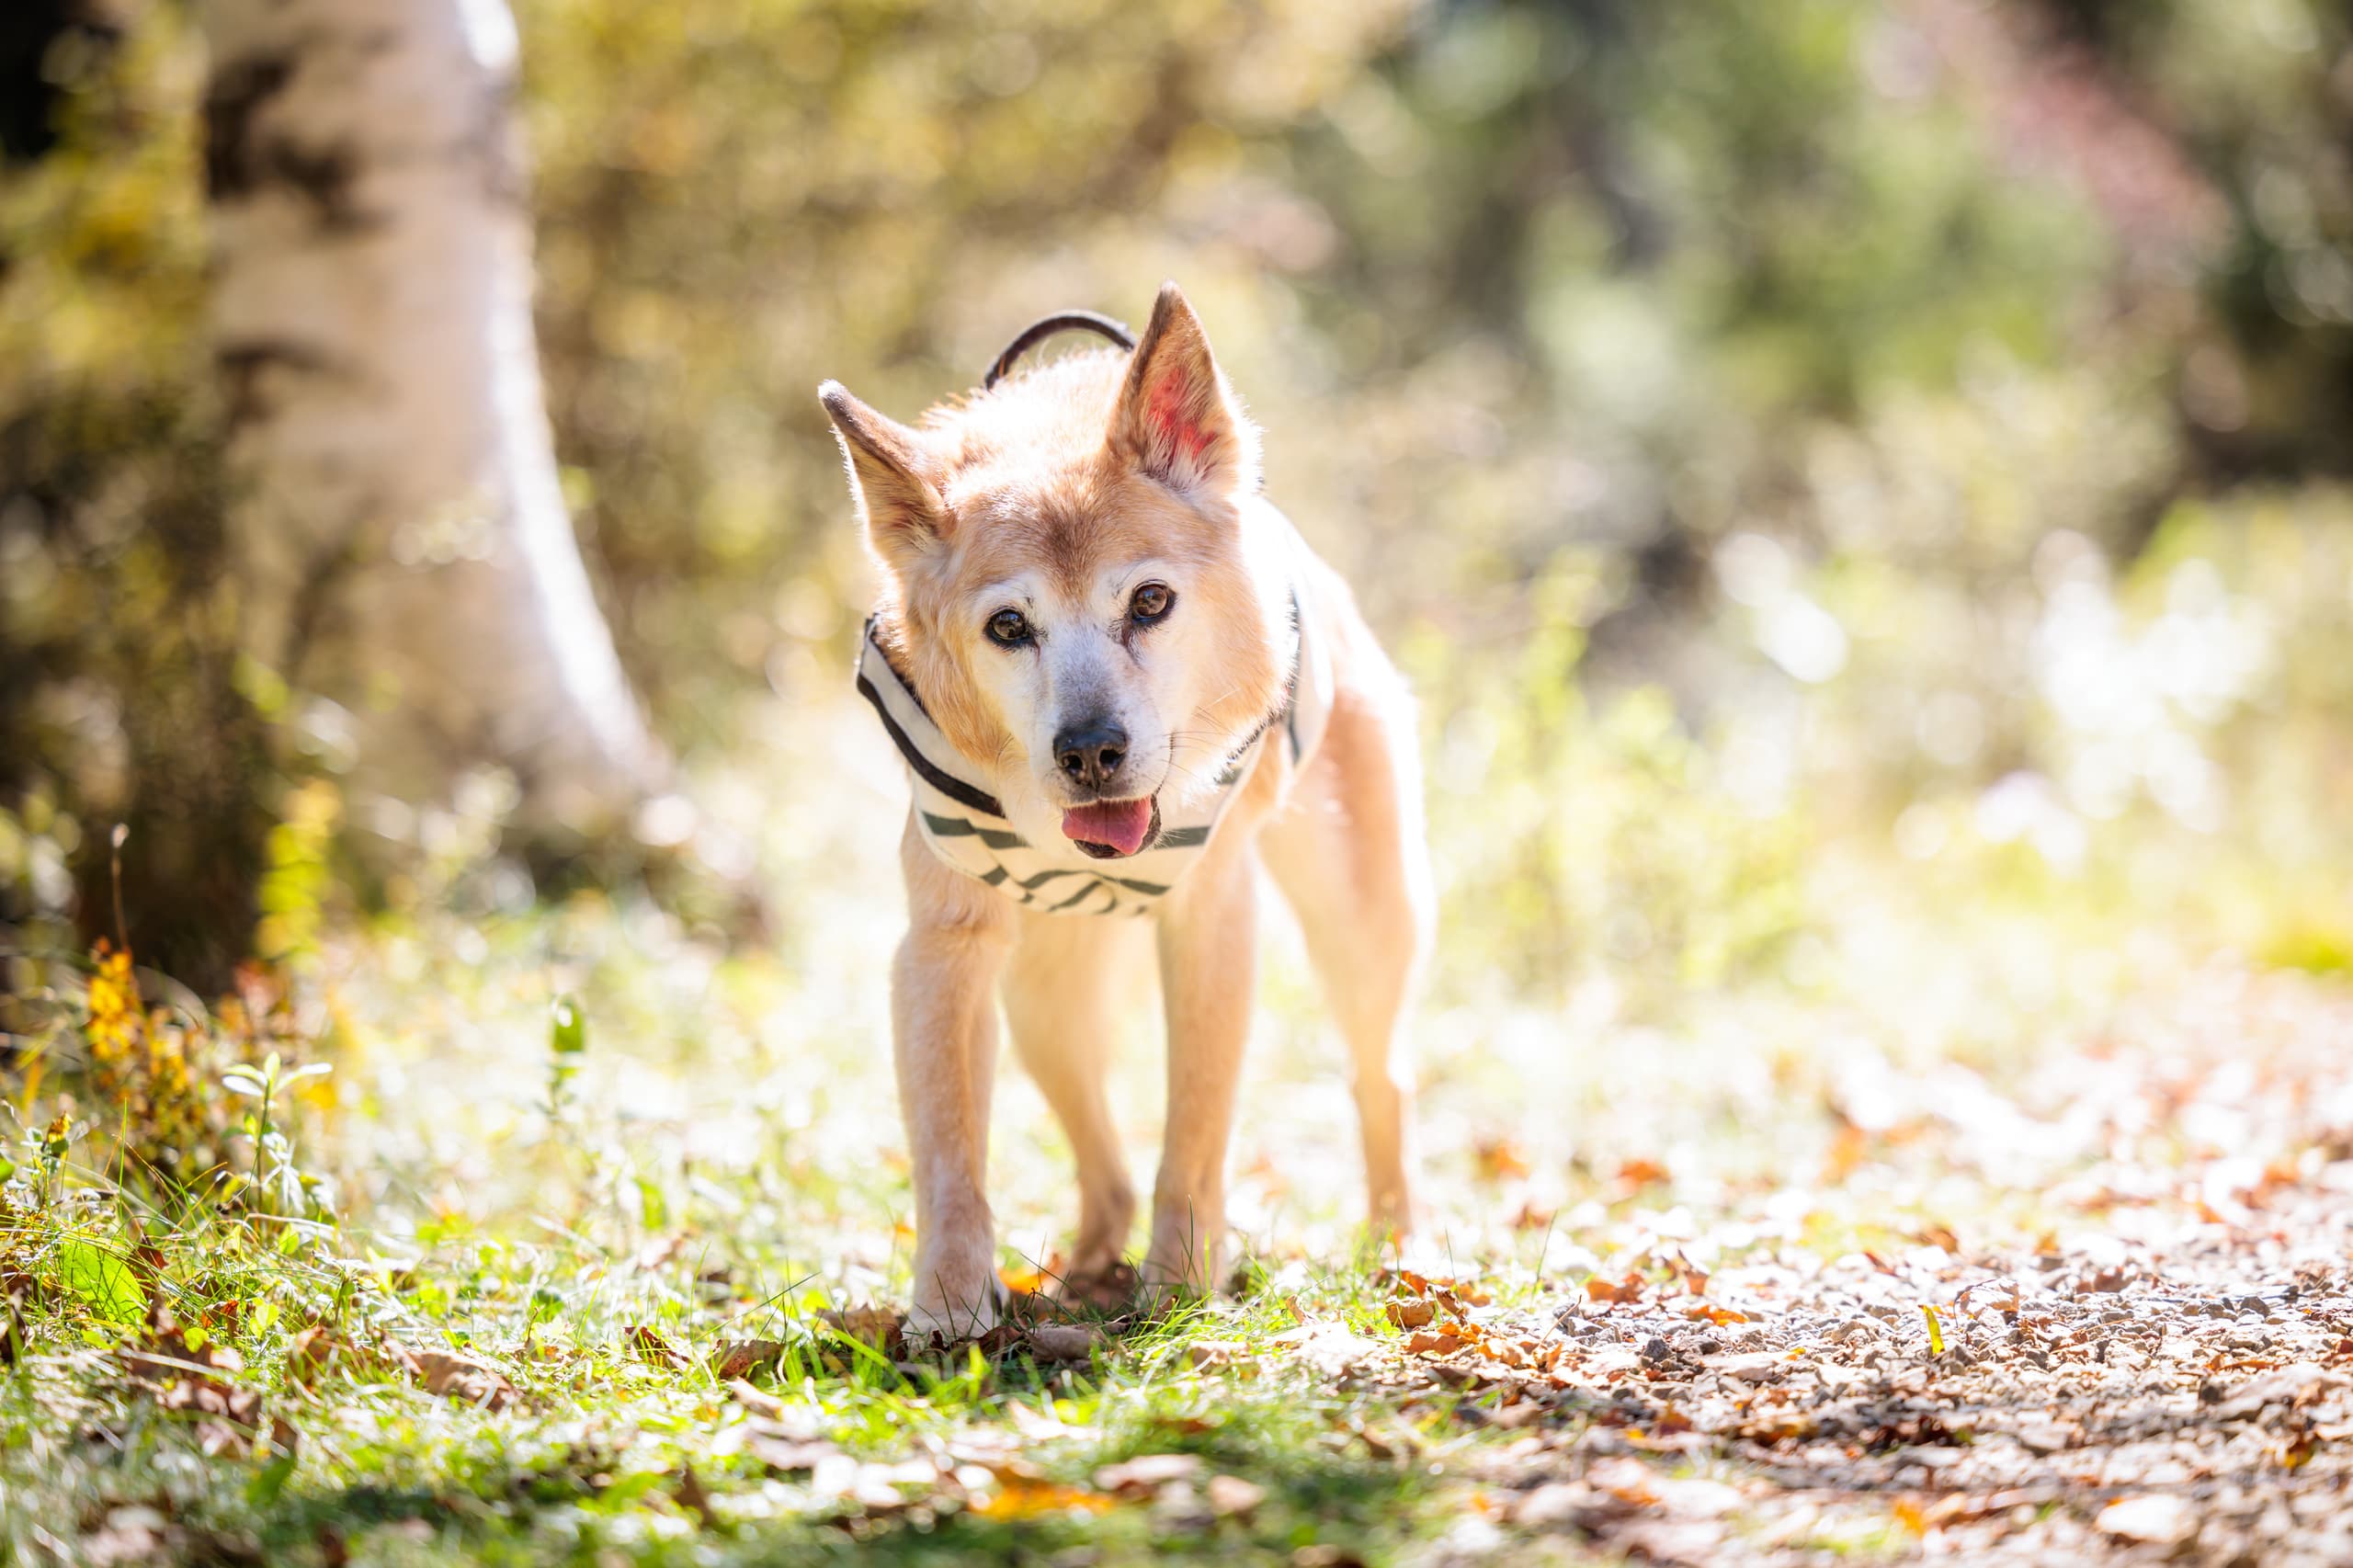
199 0 661 836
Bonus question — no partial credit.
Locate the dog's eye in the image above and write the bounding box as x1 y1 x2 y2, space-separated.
985 608 1032 646
1129 583 1175 625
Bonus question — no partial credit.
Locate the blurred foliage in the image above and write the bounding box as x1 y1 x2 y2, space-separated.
3 0 2353 1005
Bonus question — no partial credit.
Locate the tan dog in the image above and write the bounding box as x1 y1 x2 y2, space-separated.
822 284 1431 1340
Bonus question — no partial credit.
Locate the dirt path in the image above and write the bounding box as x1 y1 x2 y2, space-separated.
1363 972 2353 1564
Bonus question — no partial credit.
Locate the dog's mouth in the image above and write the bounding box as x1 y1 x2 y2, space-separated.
1062 796 1159 858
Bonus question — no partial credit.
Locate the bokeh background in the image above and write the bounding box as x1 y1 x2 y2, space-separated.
5 0 2353 1234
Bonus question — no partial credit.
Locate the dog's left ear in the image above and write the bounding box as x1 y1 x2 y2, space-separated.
1110 282 1260 499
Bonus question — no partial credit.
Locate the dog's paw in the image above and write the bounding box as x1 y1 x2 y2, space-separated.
905 1278 1007 1346
1051 1258 1139 1313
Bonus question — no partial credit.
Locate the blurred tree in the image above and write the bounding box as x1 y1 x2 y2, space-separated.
1 0 114 164
201 0 664 839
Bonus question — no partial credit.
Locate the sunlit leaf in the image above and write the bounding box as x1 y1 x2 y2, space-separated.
58 1238 145 1324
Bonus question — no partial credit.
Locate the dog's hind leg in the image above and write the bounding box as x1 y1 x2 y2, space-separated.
1003 911 1142 1305
1261 678 1433 1237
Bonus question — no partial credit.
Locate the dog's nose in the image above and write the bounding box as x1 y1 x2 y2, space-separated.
1053 720 1128 790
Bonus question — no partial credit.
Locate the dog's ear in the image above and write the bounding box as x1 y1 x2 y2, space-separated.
820 381 947 566
1110 282 1259 499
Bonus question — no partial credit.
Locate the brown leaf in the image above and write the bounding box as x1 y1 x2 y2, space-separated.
1093 1453 1203 1496
1027 1324 1100 1362
1187 1339 1257 1376
286 1326 364 1387
1474 1137 1532 1182
1586 1274 1644 1305
1385 1298 1437 1330
627 1324 681 1367
407 1348 517 1412
972 1476 1114 1518
728 1378 784 1417
713 1339 785 1380
1206 1474 1266 1517
974 1322 1024 1358
1683 1302 1748 1326
1617 1157 1670 1188
816 1306 904 1358
674 1464 719 1530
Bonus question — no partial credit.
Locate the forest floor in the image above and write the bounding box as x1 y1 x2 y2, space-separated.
9 688 2353 1568
14 915 2353 1568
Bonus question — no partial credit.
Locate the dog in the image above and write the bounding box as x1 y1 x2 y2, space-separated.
822 283 1432 1340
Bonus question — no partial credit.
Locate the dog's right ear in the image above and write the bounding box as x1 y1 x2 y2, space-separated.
819 381 947 567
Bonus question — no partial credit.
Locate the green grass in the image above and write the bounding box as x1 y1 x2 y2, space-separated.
10 662 2353 1566
0 1129 1486 1566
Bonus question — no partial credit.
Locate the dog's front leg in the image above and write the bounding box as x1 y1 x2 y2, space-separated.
1142 838 1257 1301
893 818 1013 1342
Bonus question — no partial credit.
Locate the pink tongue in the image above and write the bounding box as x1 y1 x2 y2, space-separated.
1062 798 1154 857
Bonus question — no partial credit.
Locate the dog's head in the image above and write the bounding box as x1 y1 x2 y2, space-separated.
822 283 1290 860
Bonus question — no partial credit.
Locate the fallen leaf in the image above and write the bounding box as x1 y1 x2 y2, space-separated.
1386 1298 1437 1330
1475 1138 1533 1182
816 1306 904 1356
1094 1453 1203 1496
727 1378 784 1417
713 1339 785 1380
674 1464 719 1530
1206 1474 1265 1517
1187 1339 1256 1376
1027 1324 1100 1362
1587 1455 1664 1507
1586 1274 1644 1304
406 1348 517 1412
627 1324 680 1366
748 1432 842 1473
972 1476 1115 1518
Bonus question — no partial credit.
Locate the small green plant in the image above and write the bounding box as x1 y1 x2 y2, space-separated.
548 993 587 1118
221 1051 334 1221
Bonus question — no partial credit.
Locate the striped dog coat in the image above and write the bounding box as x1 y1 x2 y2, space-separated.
857 529 1334 918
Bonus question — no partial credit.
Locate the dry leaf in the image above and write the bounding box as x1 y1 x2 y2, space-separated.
713 1339 785 1380
406 1349 517 1412
1618 1157 1671 1188
1093 1453 1202 1495
972 1476 1114 1518
1206 1474 1266 1517
1475 1137 1532 1182
1586 1274 1644 1305
627 1324 681 1366
674 1464 719 1530
1386 1298 1437 1330
1027 1324 1100 1362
